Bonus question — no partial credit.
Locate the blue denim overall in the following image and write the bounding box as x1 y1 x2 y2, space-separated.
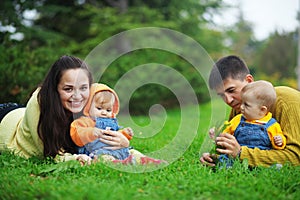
79 117 130 160
218 116 276 167
234 116 275 150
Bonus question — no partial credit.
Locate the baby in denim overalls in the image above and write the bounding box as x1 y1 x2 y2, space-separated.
70 84 133 161
218 80 286 167
85 116 131 160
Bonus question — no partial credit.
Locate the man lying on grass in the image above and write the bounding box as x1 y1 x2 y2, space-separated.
200 55 300 167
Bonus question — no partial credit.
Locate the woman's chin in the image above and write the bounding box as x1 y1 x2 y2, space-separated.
65 101 86 113
66 104 84 114
70 107 84 114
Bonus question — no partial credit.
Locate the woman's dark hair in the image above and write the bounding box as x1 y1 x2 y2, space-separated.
37 55 93 157
209 55 250 90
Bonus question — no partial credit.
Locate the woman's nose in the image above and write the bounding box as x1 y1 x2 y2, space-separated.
72 89 83 99
72 91 80 99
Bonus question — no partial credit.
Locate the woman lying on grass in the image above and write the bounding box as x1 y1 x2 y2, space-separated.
0 55 130 165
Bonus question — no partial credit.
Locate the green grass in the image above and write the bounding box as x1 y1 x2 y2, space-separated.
1 100 300 200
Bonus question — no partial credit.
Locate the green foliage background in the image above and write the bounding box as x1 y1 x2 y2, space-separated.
0 0 298 112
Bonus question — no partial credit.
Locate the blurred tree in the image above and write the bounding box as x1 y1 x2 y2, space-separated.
1 0 228 112
224 8 260 68
28 0 226 53
0 0 36 35
254 31 297 81
0 1 73 103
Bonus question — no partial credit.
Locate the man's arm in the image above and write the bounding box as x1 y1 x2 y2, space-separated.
241 86 300 166
240 146 299 167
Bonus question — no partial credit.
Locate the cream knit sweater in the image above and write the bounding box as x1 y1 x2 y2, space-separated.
0 89 77 162
0 89 43 158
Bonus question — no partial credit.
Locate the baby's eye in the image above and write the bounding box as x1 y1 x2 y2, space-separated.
107 109 112 112
97 107 103 110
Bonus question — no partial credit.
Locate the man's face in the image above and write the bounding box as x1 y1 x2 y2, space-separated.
215 76 253 113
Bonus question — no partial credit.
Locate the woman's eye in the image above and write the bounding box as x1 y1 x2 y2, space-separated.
80 86 88 91
64 88 73 92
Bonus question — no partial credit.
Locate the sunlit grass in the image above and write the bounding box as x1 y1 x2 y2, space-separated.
1 101 299 200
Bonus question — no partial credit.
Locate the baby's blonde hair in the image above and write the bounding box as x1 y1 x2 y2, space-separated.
241 80 276 111
94 90 115 108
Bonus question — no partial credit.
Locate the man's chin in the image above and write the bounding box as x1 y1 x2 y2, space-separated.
233 105 241 112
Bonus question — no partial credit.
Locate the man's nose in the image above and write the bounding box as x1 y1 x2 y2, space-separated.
224 93 233 104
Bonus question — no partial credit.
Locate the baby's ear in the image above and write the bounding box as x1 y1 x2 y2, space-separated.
260 105 268 114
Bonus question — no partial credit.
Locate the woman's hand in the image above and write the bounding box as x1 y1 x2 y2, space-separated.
97 129 130 150
199 153 216 167
215 133 241 158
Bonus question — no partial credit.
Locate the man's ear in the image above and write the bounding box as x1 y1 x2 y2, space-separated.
245 74 254 83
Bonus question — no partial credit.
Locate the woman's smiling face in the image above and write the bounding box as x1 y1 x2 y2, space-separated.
57 68 90 114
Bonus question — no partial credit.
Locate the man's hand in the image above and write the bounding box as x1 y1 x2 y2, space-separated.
215 133 241 158
199 153 216 167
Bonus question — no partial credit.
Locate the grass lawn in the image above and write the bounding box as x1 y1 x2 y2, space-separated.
1 100 299 200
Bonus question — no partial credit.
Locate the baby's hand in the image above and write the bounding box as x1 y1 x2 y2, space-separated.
274 135 283 147
123 127 134 137
93 128 103 137
209 127 216 140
